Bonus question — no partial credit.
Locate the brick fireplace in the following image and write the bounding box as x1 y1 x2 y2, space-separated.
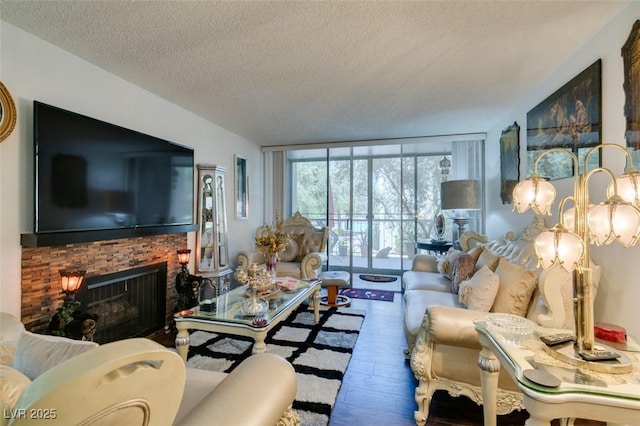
21 233 187 335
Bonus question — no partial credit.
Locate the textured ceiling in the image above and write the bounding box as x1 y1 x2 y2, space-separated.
0 1 630 146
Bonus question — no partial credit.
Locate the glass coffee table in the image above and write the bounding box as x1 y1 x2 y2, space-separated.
174 278 320 360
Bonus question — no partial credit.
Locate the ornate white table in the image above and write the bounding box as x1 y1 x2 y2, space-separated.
475 321 640 426
174 278 320 359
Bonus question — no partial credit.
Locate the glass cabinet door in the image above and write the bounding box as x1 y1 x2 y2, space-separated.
196 164 231 286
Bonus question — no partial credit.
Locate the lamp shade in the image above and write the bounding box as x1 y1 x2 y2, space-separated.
441 180 481 211
177 249 192 265
607 171 640 209
588 200 640 247
534 225 584 272
59 269 86 294
512 177 556 215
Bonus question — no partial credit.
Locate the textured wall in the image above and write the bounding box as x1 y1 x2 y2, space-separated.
21 234 187 333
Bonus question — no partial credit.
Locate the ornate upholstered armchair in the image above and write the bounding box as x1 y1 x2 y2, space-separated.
236 212 329 279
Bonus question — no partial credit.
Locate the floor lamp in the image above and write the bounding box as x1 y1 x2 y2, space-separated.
441 180 481 247
513 144 640 368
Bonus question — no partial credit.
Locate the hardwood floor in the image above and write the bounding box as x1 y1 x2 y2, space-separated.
328 275 604 426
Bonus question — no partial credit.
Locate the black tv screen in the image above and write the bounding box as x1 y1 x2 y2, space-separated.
34 101 194 234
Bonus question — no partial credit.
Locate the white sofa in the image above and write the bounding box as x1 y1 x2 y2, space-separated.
402 216 601 425
0 312 299 426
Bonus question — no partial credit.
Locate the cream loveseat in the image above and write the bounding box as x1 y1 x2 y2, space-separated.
236 211 329 279
402 216 601 425
0 312 299 426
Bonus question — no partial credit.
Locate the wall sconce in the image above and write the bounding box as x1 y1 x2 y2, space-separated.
512 143 640 364
59 269 86 304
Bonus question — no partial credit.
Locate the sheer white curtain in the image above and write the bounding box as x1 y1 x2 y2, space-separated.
263 150 285 225
450 139 485 235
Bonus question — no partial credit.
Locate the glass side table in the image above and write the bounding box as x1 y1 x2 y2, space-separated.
474 320 640 426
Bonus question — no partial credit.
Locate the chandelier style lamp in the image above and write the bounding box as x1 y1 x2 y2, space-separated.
512 144 640 356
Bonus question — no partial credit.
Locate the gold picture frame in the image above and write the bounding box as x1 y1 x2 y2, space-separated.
499 122 520 204
235 155 248 219
0 82 17 143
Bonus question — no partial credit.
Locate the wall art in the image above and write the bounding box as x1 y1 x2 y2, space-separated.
622 20 640 158
499 122 520 204
526 60 601 180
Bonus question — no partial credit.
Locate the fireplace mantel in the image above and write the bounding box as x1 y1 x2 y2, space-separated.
21 224 198 248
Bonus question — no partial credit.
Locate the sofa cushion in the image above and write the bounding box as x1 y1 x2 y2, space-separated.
458 266 500 312
280 237 299 262
437 248 463 278
175 367 227 424
403 290 465 349
491 257 537 317
0 364 31 416
289 233 307 261
467 245 484 263
475 249 500 272
402 271 452 293
13 330 99 380
451 253 475 293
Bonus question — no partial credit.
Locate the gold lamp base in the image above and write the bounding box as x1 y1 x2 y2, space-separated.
541 342 632 374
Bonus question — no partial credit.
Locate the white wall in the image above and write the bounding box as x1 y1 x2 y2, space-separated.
486 3 640 341
0 22 264 317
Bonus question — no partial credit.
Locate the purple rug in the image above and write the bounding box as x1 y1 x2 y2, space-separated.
340 288 395 302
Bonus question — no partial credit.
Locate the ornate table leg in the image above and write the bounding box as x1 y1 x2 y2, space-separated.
175 326 190 362
312 287 320 324
477 332 500 426
252 330 267 354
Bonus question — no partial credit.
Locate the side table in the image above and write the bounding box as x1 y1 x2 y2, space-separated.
416 240 452 255
475 321 640 426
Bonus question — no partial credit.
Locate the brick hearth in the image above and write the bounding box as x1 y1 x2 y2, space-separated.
21 233 187 333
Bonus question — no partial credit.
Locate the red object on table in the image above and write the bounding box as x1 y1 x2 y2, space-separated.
595 322 627 343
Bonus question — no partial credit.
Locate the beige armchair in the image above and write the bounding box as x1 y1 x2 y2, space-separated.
236 212 329 279
0 312 299 426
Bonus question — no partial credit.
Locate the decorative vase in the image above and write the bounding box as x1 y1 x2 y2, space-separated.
264 252 278 282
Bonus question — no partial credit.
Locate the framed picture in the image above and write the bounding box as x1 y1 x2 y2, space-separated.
526 60 601 180
235 155 248 219
499 122 520 204
622 20 640 155
0 81 17 143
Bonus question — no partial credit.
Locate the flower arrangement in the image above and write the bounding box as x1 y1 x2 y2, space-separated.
255 226 288 257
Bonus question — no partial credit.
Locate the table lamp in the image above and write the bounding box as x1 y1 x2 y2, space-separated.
441 180 481 243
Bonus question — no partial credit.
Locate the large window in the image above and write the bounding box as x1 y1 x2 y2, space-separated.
281 139 484 274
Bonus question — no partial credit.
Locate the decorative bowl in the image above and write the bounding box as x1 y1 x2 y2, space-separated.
486 313 534 343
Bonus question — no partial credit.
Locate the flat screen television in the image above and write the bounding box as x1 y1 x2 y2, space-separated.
27 101 194 244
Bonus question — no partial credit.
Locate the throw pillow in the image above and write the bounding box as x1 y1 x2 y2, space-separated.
475 249 500 272
0 365 31 415
458 266 500 312
0 343 15 367
450 253 476 294
279 237 299 262
491 257 537 317
288 233 306 261
437 248 463 279
13 330 98 380
467 245 484 263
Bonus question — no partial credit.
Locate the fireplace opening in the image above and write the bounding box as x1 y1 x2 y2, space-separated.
76 262 167 344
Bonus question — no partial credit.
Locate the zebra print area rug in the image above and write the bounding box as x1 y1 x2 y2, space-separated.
185 305 365 426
